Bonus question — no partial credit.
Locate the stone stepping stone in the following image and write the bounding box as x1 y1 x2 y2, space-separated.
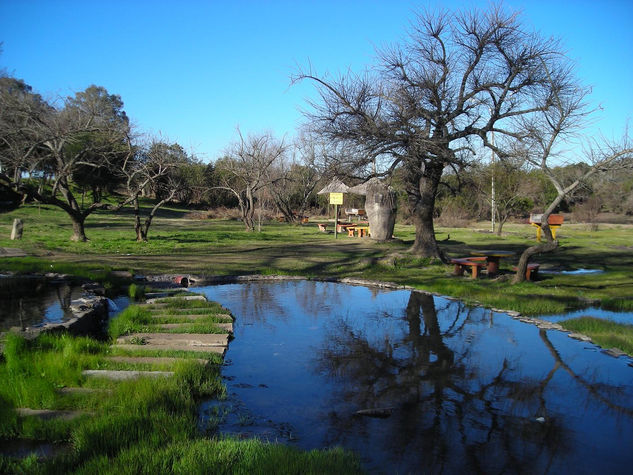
148 313 226 321
114 344 226 355
82 369 174 380
568 332 593 342
146 306 218 313
114 332 229 355
0 247 28 257
151 323 233 333
15 408 87 420
146 295 206 304
106 356 209 366
117 332 228 347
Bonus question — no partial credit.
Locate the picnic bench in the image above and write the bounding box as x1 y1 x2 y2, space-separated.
345 208 366 221
529 214 564 241
470 250 516 277
513 263 541 281
355 225 370 237
450 257 487 279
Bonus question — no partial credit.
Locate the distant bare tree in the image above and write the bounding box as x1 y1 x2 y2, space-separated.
294 4 582 259
268 132 324 222
215 130 286 231
473 159 534 235
116 140 191 242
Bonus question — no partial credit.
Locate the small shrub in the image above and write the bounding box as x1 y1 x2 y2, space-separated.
128 283 145 301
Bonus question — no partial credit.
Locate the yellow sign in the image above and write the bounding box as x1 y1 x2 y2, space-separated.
329 192 343 205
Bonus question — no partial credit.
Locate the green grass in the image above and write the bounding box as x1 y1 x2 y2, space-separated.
559 317 633 355
73 438 361 474
0 329 360 473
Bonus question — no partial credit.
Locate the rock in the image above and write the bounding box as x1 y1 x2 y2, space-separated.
602 348 627 358
16 408 88 421
82 370 174 380
568 332 593 342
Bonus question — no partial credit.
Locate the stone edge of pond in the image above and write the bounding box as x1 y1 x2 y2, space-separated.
190 273 632 363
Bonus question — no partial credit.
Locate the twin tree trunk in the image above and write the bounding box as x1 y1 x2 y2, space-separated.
238 186 256 231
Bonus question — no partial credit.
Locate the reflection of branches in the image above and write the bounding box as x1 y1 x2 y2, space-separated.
56 284 73 316
539 329 633 417
315 290 577 472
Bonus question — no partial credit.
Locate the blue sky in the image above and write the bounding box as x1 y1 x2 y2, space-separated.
1 0 631 162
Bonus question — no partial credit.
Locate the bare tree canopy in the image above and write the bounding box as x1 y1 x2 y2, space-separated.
116 139 194 242
0 78 133 241
214 130 286 231
294 4 582 258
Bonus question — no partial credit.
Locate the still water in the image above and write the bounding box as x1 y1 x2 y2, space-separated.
0 276 130 332
199 281 633 474
0 277 82 331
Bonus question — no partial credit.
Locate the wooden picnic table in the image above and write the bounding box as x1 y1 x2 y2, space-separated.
355 225 370 237
470 250 515 277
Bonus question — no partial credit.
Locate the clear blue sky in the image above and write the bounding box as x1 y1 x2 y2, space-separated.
1 0 631 162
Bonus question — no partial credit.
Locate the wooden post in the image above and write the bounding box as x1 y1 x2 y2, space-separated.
329 193 343 240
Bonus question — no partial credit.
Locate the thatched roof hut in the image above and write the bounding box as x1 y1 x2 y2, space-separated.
347 177 389 196
316 178 350 195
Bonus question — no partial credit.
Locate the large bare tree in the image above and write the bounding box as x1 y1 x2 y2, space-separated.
294 5 580 258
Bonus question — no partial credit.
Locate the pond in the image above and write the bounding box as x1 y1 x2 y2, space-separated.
198 281 633 474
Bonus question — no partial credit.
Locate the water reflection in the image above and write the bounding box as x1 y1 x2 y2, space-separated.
200 281 633 473
0 278 80 331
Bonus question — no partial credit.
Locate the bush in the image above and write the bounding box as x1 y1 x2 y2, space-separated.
128 283 145 301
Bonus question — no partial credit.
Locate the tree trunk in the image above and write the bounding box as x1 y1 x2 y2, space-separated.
513 237 558 284
496 215 508 236
513 197 563 283
244 187 256 231
69 213 88 242
407 161 444 259
133 197 145 242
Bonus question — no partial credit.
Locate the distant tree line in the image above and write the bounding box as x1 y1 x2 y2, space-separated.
0 76 329 240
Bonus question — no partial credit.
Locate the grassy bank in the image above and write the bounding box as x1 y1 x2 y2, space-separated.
559 317 633 355
0 317 361 473
2 202 632 316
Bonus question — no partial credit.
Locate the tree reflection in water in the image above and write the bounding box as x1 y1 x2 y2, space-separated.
0 279 76 330
202 282 633 474
317 291 577 472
